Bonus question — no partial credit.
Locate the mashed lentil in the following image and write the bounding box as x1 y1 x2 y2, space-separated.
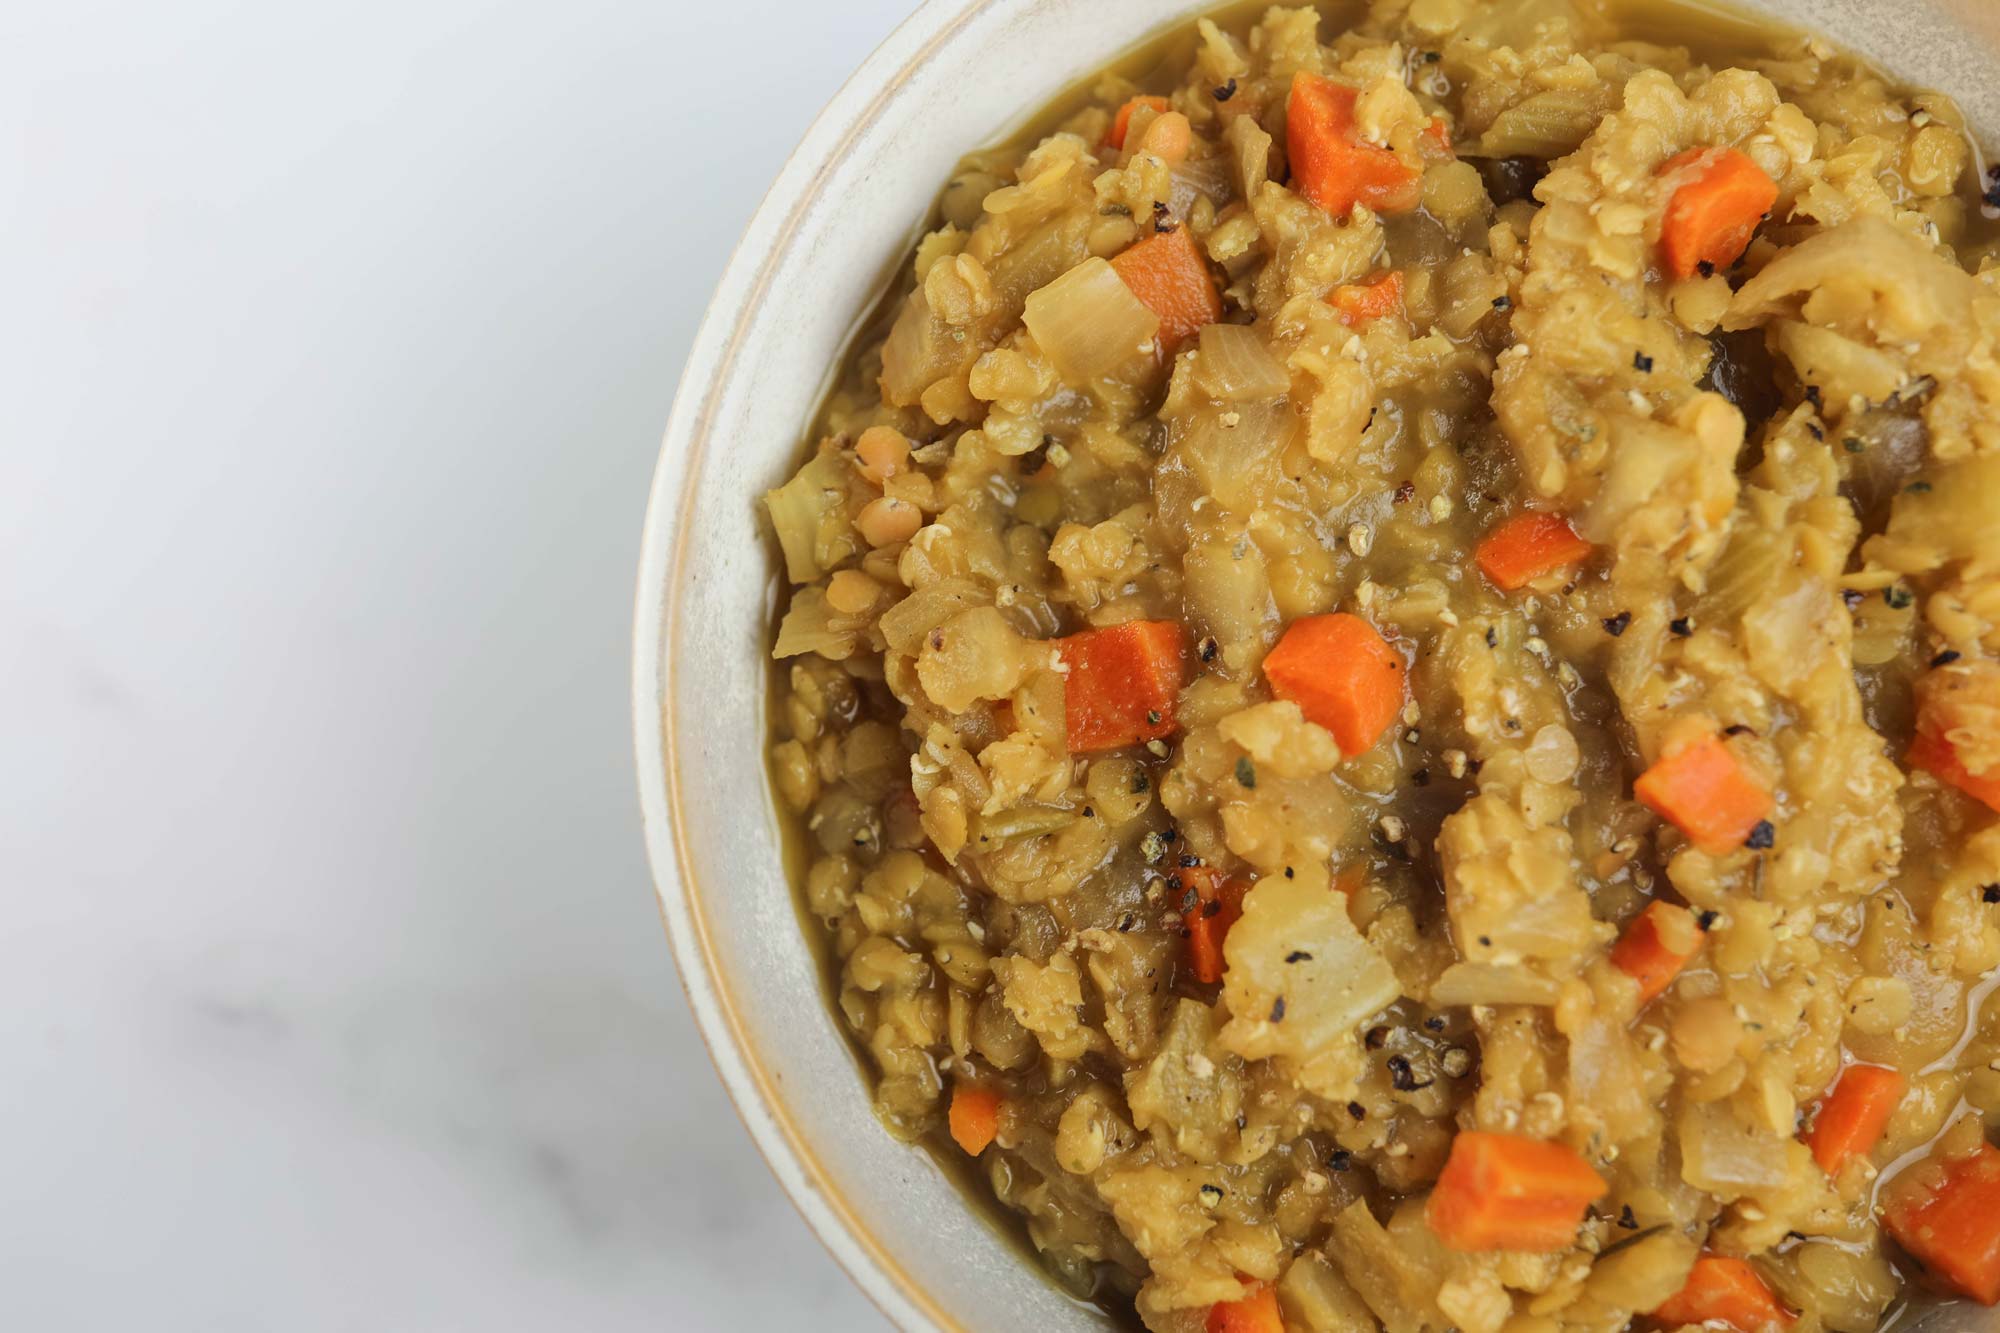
762 1 2000 1328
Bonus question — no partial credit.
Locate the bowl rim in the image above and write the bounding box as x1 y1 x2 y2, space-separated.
631 0 995 1326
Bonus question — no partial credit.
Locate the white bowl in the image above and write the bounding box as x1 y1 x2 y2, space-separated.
634 2 2000 1327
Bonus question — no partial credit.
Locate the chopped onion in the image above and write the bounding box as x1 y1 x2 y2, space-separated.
1183 527 1278 662
1168 398 1291 512
772 587 857 660
971 803 1077 843
1566 1012 1649 1142
1678 1099 1788 1195
1224 116 1272 202
1329 1200 1437 1333
1194 323 1291 402
1776 320 1906 406
763 448 854 583
1472 85 1615 159
1218 875 1400 1097
1743 574 1835 692
879 289 957 407
1169 152 1236 216
878 578 986 653
1022 258 1160 385
1698 526 1784 627
1429 962 1560 1007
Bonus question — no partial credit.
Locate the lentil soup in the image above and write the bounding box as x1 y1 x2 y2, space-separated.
760 0 2000 1328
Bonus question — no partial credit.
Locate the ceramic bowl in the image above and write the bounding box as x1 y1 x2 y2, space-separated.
633 1 2000 1327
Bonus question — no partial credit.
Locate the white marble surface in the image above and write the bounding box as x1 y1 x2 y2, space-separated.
2 0 916 1326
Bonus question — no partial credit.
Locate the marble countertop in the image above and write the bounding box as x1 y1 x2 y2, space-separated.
3 0 917 1326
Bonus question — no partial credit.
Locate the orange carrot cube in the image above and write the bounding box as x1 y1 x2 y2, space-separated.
948 1083 1001 1156
1909 727 2000 815
1057 620 1185 753
1475 512 1593 591
1178 866 1249 985
1261 613 1406 756
1287 73 1423 216
1112 225 1222 354
1633 734 1774 855
1426 1131 1607 1252
1804 1063 1906 1176
1653 1256 1794 1331
1659 147 1778 279
1332 272 1404 326
1205 1283 1283 1333
1884 1138 2000 1304
1608 900 1704 1005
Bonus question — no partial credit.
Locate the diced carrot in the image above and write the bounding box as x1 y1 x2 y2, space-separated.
1108 95 1169 150
1884 1138 2000 1304
1332 271 1404 325
1286 72 1423 216
1609 900 1704 1006
1206 1283 1283 1333
1909 727 2000 815
1652 1256 1794 1331
948 1083 1001 1156
1420 118 1455 158
1180 867 1250 984
1426 1131 1608 1252
1804 1063 1905 1175
1112 225 1222 354
1184 908 1229 984
1474 512 1594 591
1262 613 1407 756
1057 620 1185 753
1633 734 1774 855
1658 147 1779 280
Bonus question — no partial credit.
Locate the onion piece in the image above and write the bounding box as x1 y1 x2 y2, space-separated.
1167 398 1289 512
1194 323 1291 402
1169 151 1235 216
772 587 858 660
878 578 987 653
878 288 956 407
1429 962 1561 1007
1022 258 1160 385
1471 85 1616 159
1678 1098 1788 1195
763 447 855 583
